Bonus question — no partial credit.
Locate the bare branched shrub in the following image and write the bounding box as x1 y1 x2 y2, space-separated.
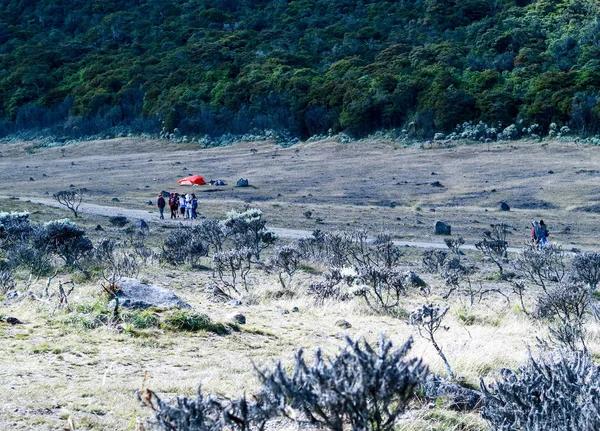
422 249 448 274
193 219 227 254
572 252 600 291
444 236 465 258
53 189 84 218
265 244 303 289
408 304 453 379
212 248 253 297
7 225 53 280
481 353 600 431
297 229 326 259
354 265 408 313
442 258 506 305
139 387 273 431
0 270 16 294
256 336 428 431
372 232 403 268
223 208 277 260
513 244 567 292
534 283 591 352
161 226 208 266
322 230 354 267
475 224 510 276
306 267 354 304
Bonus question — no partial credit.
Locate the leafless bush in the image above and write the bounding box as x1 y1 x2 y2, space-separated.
322 230 354 267
139 386 273 431
256 336 428 431
212 248 253 297
161 226 209 266
306 267 353 304
0 270 16 294
513 244 567 292
442 258 506 305
52 189 84 218
422 249 448 274
481 353 600 431
371 232 403 268
193 219 228 254
297 229 326 259
534 282 591 352
475 223 510 276
572 252 600 291
444 236 465 258
408 304 453 379
265 244 303 289
354 265 408 313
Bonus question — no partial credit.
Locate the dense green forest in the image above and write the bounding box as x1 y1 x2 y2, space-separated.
1 0 600 139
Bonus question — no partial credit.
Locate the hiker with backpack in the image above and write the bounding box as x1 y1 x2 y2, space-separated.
531 219 550 250
157 194 166 219
191 194 198 219
169 192 177 219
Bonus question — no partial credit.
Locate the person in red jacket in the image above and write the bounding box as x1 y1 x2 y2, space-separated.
157 194 166 219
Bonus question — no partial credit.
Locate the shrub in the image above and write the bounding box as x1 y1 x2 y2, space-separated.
42 219 93 266
475 224 510 276
297 229 326 259
306 267 353 304
0 212 33 248
481 353 600 431
52 189 84 218
162 310 230 334
108 215 129 227
223 208 277 260
256 336 428 431
422 249 448 273
572 252 600 291
161 226 208 266
513 244 567 292
0 270 16 294
354 265 409 313
265 244 303 288
534 282 591 352
193 219 227 254
211 248 253 297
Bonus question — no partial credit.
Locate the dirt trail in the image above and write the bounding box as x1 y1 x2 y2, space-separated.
13 195 524 253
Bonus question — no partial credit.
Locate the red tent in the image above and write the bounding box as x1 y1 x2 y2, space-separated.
178 175 206 186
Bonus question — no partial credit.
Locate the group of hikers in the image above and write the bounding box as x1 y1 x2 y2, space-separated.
156 192 199 220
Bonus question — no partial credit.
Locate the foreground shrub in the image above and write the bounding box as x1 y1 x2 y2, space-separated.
42 219 93 266
257 336 428 431
481 353 600 431
572 251 600 291
161 226 208 266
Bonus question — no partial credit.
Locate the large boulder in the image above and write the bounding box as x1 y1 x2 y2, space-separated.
435 220 451 235
109 278 191 310
499 201 510 211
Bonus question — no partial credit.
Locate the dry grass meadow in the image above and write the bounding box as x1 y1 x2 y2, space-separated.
1 137 600 430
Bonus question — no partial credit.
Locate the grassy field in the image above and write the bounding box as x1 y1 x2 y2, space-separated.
1 137 600 430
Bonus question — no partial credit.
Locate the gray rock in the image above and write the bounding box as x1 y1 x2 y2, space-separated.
435 220 451 235
500 201 510 211
135 219 149 233
336 319 352 329
108 278 191 310
404 271 426 288
227 299 242 307
4 291 19 301
228 313 246 324
423 375 483 411
291 306 300 313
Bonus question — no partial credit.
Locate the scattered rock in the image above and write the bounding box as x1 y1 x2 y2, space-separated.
147 200 153 205
435 221 451 235
548 170 554 174
236 178 249 187
6 317 23 325
404 271 427 289
228 313 246 325
112 197 120 202
423 375 483 411
500 202 510 211
108 278 191 310
70 162 75 166
109 216 128 227
95 224 104 231
29 177 34 181
291 306 300 313
336 319 352 329
135 219 149 233
431 181 444 187
161 190 170 198
4 291 19 301
227 299 242 307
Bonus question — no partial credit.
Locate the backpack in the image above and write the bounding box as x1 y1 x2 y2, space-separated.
532 221 543 241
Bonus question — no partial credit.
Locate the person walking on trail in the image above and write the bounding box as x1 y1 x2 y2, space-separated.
180 194 187 217
157 194 166 219
169 192 177 219
532 219 550 250
191 193 198 219
185 194 192 219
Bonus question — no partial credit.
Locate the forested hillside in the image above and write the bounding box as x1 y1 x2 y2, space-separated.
1 0 600 139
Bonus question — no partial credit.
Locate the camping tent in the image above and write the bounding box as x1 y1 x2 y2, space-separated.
178 175 206 186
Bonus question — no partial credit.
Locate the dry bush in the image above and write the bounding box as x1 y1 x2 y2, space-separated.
513 244 567 292
161 226 208 266
481 353 600 431
475 223 510 276
212 248 253 298
264 243 303 289
572 251 600 291
422 249 448 274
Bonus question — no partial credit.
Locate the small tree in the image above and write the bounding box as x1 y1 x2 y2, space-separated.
408 303 454 379
193 219 228 254
42 219 93 266
444 236 465 259
265 244 303 289
53 189 84 218
513 244 567 293
223 208 277 260
475 223 510 276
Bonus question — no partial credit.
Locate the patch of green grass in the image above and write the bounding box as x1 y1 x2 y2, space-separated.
162 310 232 335
299 264 320 275
122 309 160 329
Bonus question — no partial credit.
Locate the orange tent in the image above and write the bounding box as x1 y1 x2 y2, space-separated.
178 175 206 186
